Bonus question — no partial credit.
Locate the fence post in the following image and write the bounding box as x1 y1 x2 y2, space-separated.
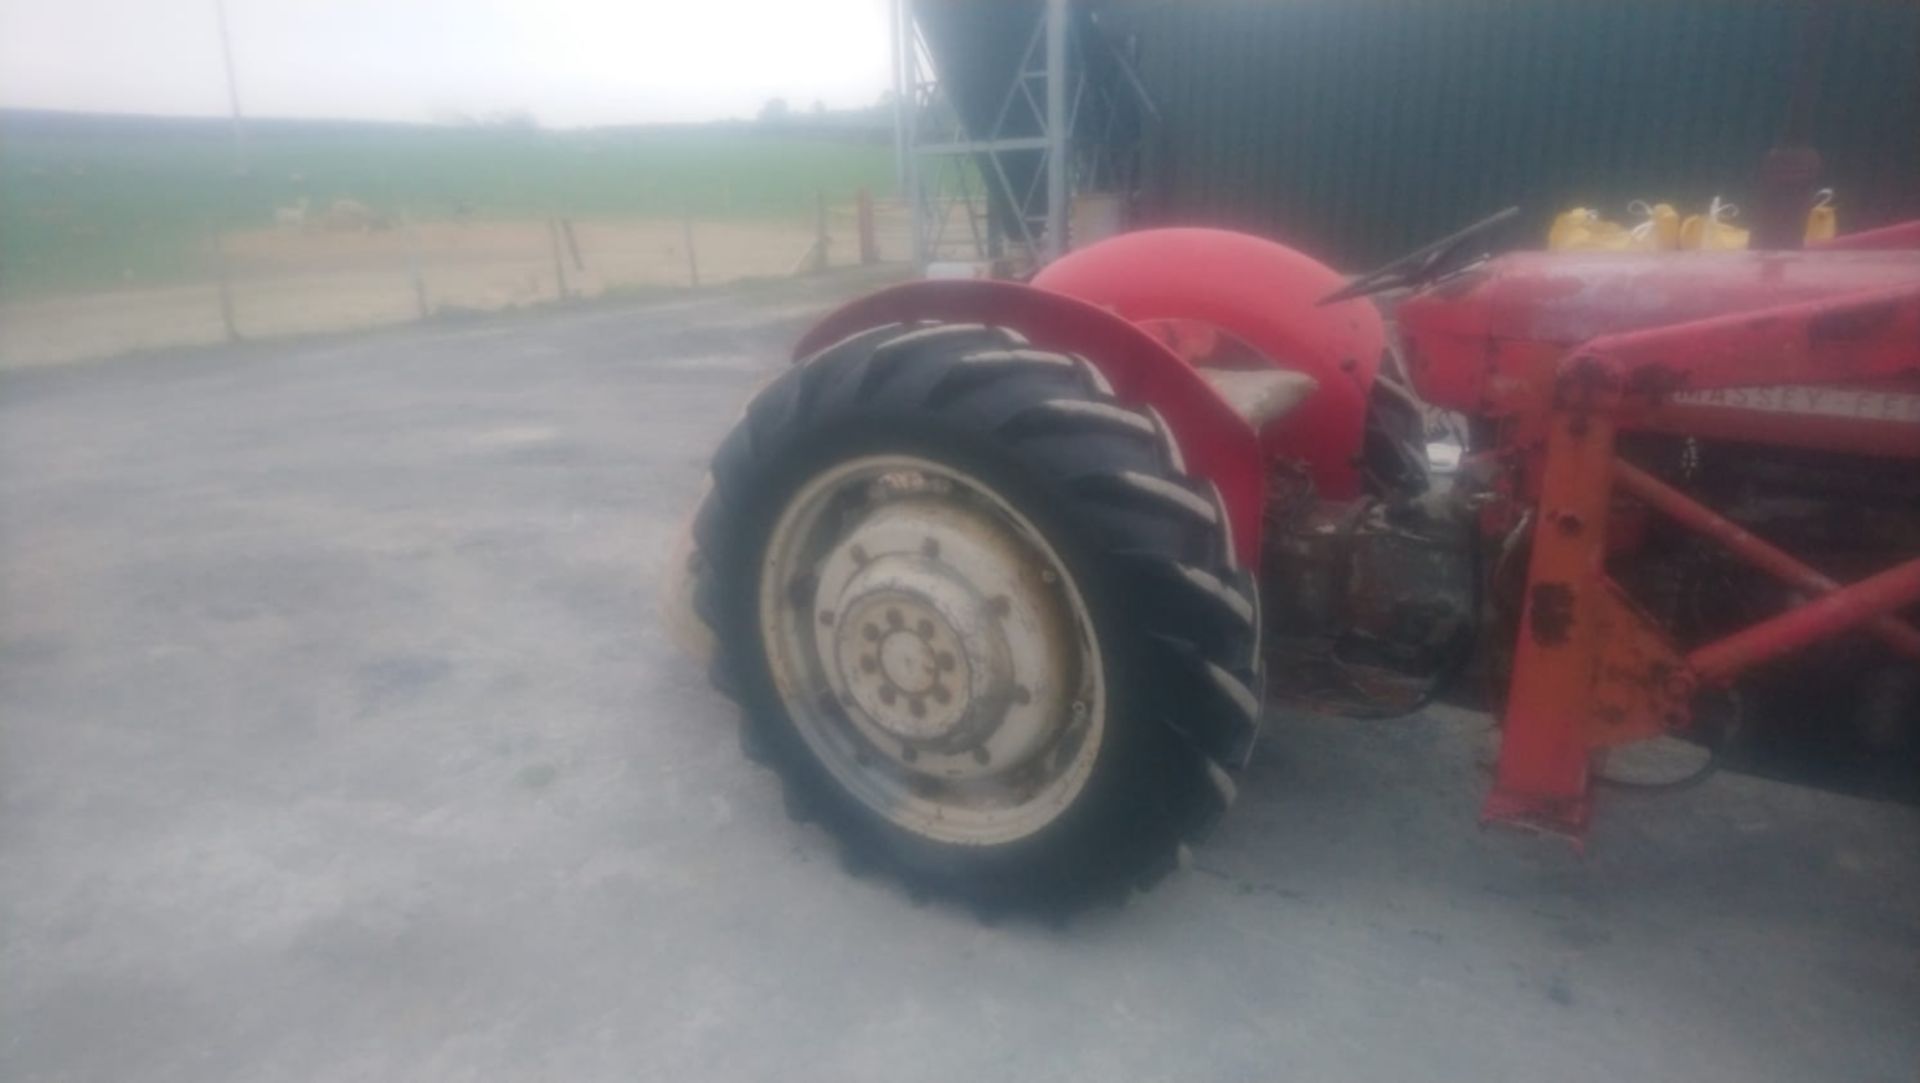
856 188 878 265
682 216 700 288
546 217 571 300
210 226 239 344
406 221 430 320
812 191 830 274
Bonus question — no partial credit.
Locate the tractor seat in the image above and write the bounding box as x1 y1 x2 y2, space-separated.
1197 368 1319 431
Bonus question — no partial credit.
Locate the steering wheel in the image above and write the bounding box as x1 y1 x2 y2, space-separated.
1319 206 1520 305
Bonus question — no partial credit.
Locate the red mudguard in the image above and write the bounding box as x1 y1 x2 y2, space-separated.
791 279 1269 567
1033 229 1389 500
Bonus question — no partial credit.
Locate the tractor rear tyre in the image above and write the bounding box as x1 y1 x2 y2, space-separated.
691 322 1262 911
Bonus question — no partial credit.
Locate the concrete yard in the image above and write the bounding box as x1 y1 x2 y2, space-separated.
2 271 1916 1082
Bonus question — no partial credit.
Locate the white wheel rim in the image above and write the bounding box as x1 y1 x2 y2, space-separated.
758 454 1106 846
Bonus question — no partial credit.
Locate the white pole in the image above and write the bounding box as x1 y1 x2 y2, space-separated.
214 0 246 175
1043 0 1069 262
902 0 926 271
890 0 909 196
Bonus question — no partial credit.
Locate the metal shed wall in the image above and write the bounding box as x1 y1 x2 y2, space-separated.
1093 0 1920 265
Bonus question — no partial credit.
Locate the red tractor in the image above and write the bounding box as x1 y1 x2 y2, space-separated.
669 212 1920 911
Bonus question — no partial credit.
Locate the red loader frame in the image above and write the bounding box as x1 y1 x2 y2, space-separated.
1489 284 1920 837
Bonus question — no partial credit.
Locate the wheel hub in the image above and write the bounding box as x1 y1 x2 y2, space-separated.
832 574 988 744
806 496 1077 780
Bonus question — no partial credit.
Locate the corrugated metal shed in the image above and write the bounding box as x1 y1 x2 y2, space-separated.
1103 0 1920 264
919 0 1920 266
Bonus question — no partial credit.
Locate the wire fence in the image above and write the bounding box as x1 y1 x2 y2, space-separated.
0 114 911 368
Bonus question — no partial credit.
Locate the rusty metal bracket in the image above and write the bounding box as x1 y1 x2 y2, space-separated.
1585 582 1693 747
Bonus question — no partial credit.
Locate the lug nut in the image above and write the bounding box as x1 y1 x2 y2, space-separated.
916 618 934 638
972 747 990 765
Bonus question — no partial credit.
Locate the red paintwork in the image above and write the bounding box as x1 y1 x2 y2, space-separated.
1484 276 1920 837
1813 218 1920 250
1575 281 1920 386
1399 250 1920 417
1490 384 1627 836
1641 399 1920 459
789 279 1268 566
1031 229 1388 499
1402 250 1920 354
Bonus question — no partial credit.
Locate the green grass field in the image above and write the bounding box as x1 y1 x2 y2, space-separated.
0 112 897 296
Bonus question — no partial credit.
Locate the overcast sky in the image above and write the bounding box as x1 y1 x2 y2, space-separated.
0 0 894 127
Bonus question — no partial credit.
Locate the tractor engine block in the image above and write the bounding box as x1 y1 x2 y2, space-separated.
1260 478 1478 715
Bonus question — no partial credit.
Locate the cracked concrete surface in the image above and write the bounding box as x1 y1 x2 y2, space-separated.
3 271 1916 1082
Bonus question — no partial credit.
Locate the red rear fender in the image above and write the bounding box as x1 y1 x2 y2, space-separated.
1032 228 1389 499
791 279 1268 566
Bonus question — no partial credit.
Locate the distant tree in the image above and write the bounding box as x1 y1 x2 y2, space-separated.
758 98 791 124
812 99 827 117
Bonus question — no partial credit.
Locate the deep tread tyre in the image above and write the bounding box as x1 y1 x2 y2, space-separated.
692 322 1261 910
